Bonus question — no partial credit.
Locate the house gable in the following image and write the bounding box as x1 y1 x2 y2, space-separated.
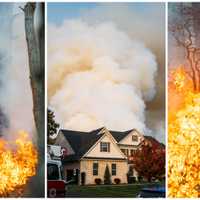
118 129 144 146
83 130 126 159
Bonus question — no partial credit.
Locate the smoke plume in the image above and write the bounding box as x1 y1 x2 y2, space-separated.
48 20 158 133
0 3 35 140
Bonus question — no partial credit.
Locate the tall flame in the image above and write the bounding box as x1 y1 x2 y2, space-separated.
168 67 200 197
0 130 38 197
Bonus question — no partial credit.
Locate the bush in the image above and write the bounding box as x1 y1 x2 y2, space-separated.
104 165 111 184
138 176 143 182
95 178 102 185
81 172 86 185
130 176 136 183
127 173 136 184
114 178 121 184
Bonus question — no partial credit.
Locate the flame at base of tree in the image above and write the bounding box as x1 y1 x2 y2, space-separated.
168 66 200 197
0 130 38 197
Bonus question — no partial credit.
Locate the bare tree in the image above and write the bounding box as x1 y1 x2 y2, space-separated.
169 3 200 91
22 2 44 197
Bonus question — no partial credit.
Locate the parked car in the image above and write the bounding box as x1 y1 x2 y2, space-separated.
137 186 165 198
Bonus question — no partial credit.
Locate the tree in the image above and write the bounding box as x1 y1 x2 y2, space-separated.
47 108 59 142
169 3 200 91
104 165 112 184
133 137 165 182
22 2 44 197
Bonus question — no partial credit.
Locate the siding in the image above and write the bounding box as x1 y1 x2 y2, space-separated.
119 130 143 146
80 159 128 185
85 134 125 159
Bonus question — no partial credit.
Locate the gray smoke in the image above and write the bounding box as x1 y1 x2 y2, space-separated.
0 3 35 140
48 20 157 134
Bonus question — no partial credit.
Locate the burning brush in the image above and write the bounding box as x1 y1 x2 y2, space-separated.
168 67 200 197
0 130 38 197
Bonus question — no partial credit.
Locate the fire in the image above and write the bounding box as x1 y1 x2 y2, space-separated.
168 67 200 197
0 130 38 197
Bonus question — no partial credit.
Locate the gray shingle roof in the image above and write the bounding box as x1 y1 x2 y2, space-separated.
60 127 136 162
109 129 135 142
61 128 104 162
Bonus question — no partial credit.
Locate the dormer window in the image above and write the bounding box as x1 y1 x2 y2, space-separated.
100 142 110 152
132 135 138 142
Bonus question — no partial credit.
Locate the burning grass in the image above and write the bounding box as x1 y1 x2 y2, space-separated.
0 130 38 197
168 67 200 197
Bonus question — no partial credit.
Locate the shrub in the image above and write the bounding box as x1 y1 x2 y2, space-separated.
81 172 86 185
138 176 143 182
104 165 111 184
114 178 121 184
95 178 102 185
127 173 137 184
130 176 136 183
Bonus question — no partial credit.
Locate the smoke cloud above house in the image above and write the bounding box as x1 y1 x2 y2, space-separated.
48 3 165 143
48 21 157 133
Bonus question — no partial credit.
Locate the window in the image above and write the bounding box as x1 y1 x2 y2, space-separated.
132 135 138 142
100 142 110 152
93 163 98 176
47 163 60 180
121 149 125 154
130 149 137 156
112 164 116 176
126 149 129 156
130 149 134 156
121 148 128 156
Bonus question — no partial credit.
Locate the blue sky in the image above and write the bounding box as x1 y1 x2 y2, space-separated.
48 3 96 24
47 3 164 25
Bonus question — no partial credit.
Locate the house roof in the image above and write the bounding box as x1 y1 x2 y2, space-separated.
144 135 165 148
60 128 104 162
109 129 135 142
60 127 138 162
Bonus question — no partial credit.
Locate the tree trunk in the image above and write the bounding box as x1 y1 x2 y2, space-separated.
23 3 44 197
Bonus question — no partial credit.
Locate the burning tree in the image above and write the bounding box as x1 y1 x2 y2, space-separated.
23 2 44 160
168 3 200 197
21 2 44 197
168 67 200 197
133 137 165 182
0 3 44 197
169 3 200 91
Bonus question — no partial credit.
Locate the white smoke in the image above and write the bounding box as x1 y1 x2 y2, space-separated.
48 20 157 133
0 3 35 139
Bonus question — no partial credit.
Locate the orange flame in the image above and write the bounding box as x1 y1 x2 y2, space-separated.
0 130 38 196
168 66 200 197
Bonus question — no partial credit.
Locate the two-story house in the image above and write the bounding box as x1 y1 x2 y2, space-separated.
53 127 146 185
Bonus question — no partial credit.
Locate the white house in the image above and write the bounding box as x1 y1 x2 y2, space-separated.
53 127 150 185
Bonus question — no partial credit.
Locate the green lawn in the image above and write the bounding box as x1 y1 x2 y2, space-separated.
66 182 164 197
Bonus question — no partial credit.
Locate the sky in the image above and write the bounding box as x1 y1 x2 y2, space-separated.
48 3 164 25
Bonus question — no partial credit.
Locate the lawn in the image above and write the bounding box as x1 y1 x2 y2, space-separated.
66 182 164 197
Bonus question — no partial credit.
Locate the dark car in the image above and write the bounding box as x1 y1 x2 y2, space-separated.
137 186 165 198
